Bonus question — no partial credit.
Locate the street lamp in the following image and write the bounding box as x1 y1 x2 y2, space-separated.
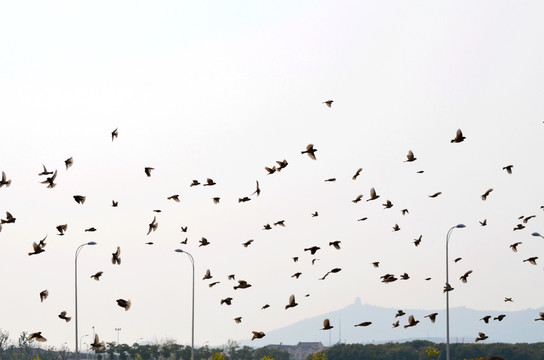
445 224 465 360
115 328 122 345
75 242 97 360
532 232 544 239
80 334 89 356
175 249 194 360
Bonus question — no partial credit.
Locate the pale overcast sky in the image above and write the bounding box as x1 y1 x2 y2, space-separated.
1 0 543 350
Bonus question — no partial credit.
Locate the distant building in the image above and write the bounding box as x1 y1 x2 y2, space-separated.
266 341 325 360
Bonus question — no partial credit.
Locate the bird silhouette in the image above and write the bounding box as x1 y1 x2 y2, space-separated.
311 211 318 217
242 239 254 247
443 283 454 292
40 290 49 302
395 310 406 318
480 315 492 323
28 242 45 256
144 167 154 177
494 314 506 321
58 311 71 322
404 315 420 328
212 197 220 204
252 180 261 196
251 331 265 340
276 160 288 171
27 332 46 342
352 194 363 203
425 313 438 323
323 100 333 107
534 312 544 321
0 171 11 188
111 128 118 141
329 241 341 250
116 299 131 310
355 321 372 327
291 272 302 279
301 144 317 160
56 224 68 236
112 200 118 207
460 270 473 283
481 188 493 201
91 271 103 281
429 192 442 198
475 332 488 342
112 247 121 265
234 280 252 290
38 165 53 176
65 157 73 170
190 180 200 187
523 257 538 265
261 304 270 310
41 170 57 188
285 294 298 309
168 195 180 202
404 150 417 162
234 317 242 324
203 269 212 280
414 235 422 247
383 200 393 209
199 237 210 247
352 168 363 180
304 246 320 255
479 219 487 226
451 129 465 143
265 166 277 175
209 281 220 288
321 319 334 330
90 334 105 351
147 216 158 235
503 165 513 174
203 178 216 186
510 242 522 252
221 297 233 305
367 188 380 201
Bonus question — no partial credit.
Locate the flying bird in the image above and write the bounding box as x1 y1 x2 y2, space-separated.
301 144 317 160
481 315 492 323
65 157 73 170
56 224 68 236
203 178 216 186
404 315 420 328
212 197 220 204
112 200 118 207
144 167 154 177
276 159 288 171
481 188 493 201
451 129 466 143
291 272 302 279
352 168 363 180
510 242 522 252
534 312 544 321
252 180 261 196
41 170 58 188
429 192 442 198
199 237 210 247
503 165 513 174
221 297 233 305
354 322 372 327
190 180 200 187
443 283 454 292
202 269 212 280
168 195 180 202
73 195 86 204
147 216 158 235
251 331 265 340
242 239 254 247
285 294 298 309
304 246 320 255
265 166 277 175
58 311 71 322
116 299 131 311
90 334 105 351
460 270 473 283
494 314 506 321
40 290 49 302
425 313 438 323
38 165 53 176
523 257 538 265
27 332 46 342
111 128 118 141
392 224 400 232
329 241 341 250
209 281 220 288
323 100 333 107
112 247 121 265
311 211 319 217
414 235 422 247
395 310 406 318
404 150 417 162
234 317 242 324
28 242 45 256
234 280 252 290
383 200 393 209
367 187 380 201
479 219 487 226
475 332 488 342
0 171 11 188
321 319 334 330
91 271 103 281
352 194 363 203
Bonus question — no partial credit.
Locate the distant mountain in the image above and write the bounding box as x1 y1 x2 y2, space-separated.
239 297 544 347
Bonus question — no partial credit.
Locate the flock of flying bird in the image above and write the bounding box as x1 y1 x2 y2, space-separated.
2 105 543 349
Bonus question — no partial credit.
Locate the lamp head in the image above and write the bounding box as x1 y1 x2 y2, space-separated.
87 241 97 245
532 232 541 237
175 249 184 253
456 224 466 228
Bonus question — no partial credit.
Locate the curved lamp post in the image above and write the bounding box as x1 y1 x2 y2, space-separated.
532 232 544 239
75 242 97 360
445 224 465 360
175 249 194 360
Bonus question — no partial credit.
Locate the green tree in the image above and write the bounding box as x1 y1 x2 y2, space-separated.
212 352 227 360
311 350 327 360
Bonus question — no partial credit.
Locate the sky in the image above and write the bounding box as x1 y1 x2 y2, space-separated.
1 0 544 351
